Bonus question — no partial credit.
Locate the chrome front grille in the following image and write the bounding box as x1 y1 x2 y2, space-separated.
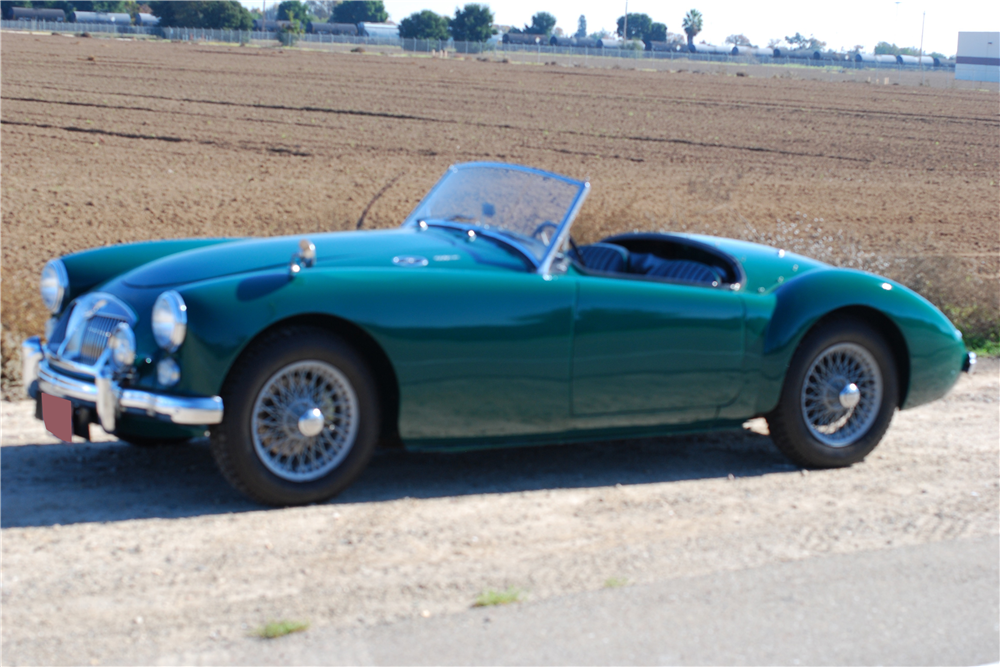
78 315 125 365
48 292 137 375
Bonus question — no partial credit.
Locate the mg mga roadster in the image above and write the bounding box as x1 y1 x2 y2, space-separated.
22 163 974 505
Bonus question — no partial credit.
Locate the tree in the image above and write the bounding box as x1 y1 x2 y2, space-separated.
616 12 651 40
875 42 922 56
304 1 335 20
399 9 448 40
784 32 826 50
276 0 307 22
449 3 494 42
725 33 752 46
148 1 252 29
646 22 667 42
524 11 555 36
575 14 586 38
666 31 686 49
331 0 386 24
681 9 702 47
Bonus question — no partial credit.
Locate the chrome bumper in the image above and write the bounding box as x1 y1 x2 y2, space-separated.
25 336 223 431
963 351 977 374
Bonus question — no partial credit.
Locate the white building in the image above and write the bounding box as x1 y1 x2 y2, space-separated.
956 32 999 83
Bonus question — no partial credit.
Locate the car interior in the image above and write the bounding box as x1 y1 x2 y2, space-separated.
569 233 742 288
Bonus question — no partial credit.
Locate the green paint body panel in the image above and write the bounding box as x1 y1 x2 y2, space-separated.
571 269 744 419
56 226 967 449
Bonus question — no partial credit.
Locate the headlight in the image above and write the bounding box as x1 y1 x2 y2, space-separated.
108 323 136 369
40 259 69 314
152 291 187 352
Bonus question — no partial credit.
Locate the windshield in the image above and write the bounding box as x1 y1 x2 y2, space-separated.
403 163 589 268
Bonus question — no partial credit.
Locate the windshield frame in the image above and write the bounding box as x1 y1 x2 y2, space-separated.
402 162 590 275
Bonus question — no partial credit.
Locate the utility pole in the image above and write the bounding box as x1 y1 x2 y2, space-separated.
919 10 926 85
623 0 627 43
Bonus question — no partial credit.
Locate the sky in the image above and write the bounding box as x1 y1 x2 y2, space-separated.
241 0 999 56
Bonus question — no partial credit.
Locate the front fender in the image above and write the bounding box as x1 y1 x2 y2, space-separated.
754 268 966 413
163 268 414 398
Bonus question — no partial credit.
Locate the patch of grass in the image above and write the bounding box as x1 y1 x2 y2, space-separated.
604 577 628 588
965 334 1000 358
473 587 524 607
252 619 309 639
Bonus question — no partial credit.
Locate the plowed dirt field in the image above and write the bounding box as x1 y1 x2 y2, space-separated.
1 33 998 391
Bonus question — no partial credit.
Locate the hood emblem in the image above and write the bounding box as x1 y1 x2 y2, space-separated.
393 255 429 268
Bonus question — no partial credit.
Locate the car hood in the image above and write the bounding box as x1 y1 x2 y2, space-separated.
121 227 530 289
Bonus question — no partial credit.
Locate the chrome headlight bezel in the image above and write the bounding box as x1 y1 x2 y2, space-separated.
152 291 187 352
109 322 136 370
40 259 69 314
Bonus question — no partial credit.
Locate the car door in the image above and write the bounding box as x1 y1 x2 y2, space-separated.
373 270 577 442
571 272 745 424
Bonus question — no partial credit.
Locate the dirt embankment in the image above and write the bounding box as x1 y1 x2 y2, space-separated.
2 34 998 395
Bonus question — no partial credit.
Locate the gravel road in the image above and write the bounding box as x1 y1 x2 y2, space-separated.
1 360 997 665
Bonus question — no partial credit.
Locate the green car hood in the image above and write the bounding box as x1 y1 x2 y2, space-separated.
121 227 529 289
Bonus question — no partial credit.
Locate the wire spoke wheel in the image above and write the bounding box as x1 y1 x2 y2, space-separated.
800 342 882 448
251 360 359 482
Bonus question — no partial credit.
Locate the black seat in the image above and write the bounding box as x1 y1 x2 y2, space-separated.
629 253 722 285
573 243 629 273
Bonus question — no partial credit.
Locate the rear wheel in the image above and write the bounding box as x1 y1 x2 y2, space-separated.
211 327 380 506
767 319 899 468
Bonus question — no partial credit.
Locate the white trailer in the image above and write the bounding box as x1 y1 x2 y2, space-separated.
956 32 999 83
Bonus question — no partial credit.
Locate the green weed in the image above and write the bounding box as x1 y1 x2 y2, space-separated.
252 619 310 639
473 587 524 607
604 577 628 588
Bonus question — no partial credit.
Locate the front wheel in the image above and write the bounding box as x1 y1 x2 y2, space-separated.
767 319 899 468
211 327 380 506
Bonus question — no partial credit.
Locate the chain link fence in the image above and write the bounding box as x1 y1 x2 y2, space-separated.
1 19 951 73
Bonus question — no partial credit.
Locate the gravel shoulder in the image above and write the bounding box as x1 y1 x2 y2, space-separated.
2 360 997 665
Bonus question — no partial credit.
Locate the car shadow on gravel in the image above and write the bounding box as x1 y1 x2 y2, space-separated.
2 428 795 528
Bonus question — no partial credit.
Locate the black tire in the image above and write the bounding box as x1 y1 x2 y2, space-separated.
210 326 381 506
766 318 899 468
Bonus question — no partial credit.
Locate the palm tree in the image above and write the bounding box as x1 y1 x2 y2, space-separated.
682 9 703 47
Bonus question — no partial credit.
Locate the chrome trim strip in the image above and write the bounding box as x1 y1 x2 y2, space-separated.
21 336 43 398
538 180 591 277
37 359 223 426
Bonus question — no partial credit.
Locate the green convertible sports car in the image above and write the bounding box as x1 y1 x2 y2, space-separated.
22 162 975 505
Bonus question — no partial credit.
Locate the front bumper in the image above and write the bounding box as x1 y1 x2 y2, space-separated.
22 336 223 432
963 351 977 374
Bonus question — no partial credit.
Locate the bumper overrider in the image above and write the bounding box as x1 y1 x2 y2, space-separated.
21 336 223 433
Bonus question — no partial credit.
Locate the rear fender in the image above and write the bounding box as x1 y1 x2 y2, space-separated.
754 268 965 414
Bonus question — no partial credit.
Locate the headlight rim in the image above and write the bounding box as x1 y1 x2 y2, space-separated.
109 322 137 370
40 259 69 314
152 290 187 353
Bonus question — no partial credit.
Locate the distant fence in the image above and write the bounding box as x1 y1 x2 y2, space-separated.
0 19 949 72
